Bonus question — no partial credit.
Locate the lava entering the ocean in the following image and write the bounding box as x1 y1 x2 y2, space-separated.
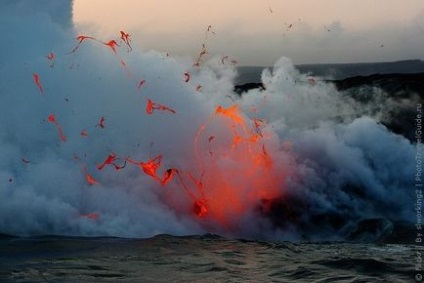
31 30 287 232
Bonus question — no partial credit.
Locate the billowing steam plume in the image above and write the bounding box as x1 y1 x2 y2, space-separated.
0 0 414 241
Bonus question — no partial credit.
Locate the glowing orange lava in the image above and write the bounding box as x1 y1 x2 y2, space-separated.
145 99 176 115
47 114 66 142
83 167 99 185
119 30 132 52
34 31 288 233
33 73 43 94
193 199 208 217
181 102 283 229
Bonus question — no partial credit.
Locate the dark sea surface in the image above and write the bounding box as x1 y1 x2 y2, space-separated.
0 234 414 282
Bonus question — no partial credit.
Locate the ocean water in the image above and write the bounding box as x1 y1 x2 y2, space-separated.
0 234 414 282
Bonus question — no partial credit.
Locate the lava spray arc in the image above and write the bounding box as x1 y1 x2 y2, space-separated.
37 30 289 233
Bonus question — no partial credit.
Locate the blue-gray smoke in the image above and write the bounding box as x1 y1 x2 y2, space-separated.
0 0 415 240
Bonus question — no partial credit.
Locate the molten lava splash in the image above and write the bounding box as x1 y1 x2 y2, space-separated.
145 98 176 115
33 73 43 94
193 199 208 217
24 31 288 235
187 103 283 229
83 167 99 186
47 114 66 142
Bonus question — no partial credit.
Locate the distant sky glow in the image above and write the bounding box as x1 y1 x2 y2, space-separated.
73 0 424 65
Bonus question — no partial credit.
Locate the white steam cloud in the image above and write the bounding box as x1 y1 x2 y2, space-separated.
0 1 415 240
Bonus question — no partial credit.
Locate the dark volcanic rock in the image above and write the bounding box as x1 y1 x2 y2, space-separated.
234 82 265 95
297 59 424 80
235 73 423 141
331 72 424 98
331 73 423 141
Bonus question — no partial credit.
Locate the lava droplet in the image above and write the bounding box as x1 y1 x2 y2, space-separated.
193 200 208 217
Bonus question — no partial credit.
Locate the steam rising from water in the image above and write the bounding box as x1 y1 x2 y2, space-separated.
0 1 414 240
